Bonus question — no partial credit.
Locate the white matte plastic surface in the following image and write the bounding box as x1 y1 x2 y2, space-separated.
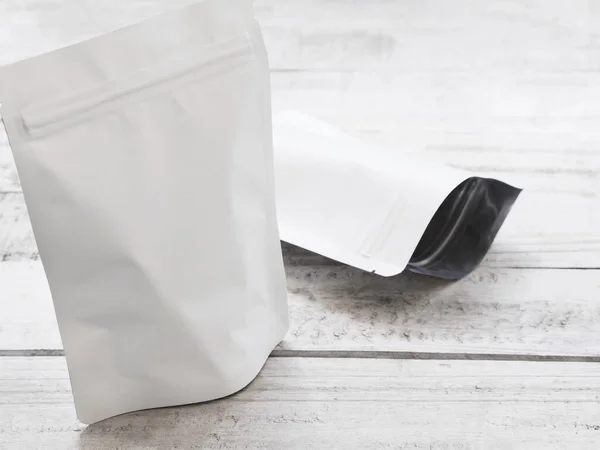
273 111 470 276
0 1 288 424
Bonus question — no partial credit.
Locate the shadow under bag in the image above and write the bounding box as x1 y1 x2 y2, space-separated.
0 0 288 424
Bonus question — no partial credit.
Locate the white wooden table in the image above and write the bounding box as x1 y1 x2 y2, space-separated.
2 1 600 448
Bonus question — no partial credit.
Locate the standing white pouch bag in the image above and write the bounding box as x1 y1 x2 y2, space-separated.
0 0 288 424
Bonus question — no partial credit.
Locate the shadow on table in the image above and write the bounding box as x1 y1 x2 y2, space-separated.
279 242 491 352
281 240 455 291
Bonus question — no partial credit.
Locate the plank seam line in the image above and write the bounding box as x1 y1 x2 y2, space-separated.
2 349 600 362
275 350 600 362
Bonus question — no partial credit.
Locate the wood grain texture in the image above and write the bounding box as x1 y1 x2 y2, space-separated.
3 0 597 72
2 0 600 190
257 0 600 71
0 194 37 262
2 357 600 449
266 0 600 177
0 133 20 193
270 71 600 171
3 260 600 357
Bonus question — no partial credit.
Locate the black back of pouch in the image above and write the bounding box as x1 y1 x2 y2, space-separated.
409 178 521 279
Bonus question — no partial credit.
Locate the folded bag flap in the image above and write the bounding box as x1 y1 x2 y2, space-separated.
0 0 252 111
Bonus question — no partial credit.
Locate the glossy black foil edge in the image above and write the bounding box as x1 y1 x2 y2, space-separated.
408 177 522 280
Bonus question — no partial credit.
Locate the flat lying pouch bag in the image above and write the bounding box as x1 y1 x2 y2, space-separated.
274 111 521 279
0 1 288 424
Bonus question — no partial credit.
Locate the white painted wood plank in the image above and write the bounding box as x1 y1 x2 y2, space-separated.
0 133 20 193
270 71 600 160
265 0 600 173
283 265 600 356
2 261 600 356
1 357 600 449
257 0 600 72
0 194 37 262
2 1 600 191
3 190 600 268
2 0 598 72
